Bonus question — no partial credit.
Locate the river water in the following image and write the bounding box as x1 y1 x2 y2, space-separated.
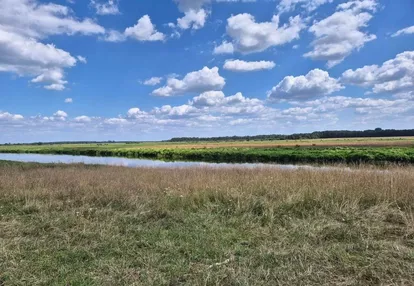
0 153 327 170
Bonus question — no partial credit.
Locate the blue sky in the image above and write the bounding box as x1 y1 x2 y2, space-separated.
0 0 413 143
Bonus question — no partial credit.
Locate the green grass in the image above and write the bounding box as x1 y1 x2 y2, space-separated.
1 143 414 164
1 162 414 285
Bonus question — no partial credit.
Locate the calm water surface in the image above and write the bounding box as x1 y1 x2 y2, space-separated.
0 153 329 170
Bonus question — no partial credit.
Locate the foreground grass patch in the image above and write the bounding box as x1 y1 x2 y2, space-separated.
1 163 414 285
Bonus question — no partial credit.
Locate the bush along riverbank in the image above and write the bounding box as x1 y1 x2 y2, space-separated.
1 146 414 164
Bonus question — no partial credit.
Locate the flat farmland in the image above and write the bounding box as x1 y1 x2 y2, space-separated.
133 137 414 149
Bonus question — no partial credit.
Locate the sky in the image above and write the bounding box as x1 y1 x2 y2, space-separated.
0 0 413 143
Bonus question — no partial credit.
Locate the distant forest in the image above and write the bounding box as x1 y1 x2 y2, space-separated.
3 128 414 145
169 128 414 142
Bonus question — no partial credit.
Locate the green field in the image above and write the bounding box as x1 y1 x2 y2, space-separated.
1 137 414 164
1 161 414 285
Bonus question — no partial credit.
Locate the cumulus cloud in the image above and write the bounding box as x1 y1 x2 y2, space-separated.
213 41 234 55
143 77 163 86
152 67 225 97
223 60 275 72
54 110 68 118
0 111 24 121
304 0 377 68
0 0 105 39
74 116 92 123
152 104 198 118
171 0 258 34
225 13 305 54
341 51 414 95
268 69 344 101
41 110 68 121
127 107 149 119
5 93 414 141
392 25 414 37
0 0 104 90
65 98 73 103
173 0 209 31
91 0 120 15
104 15 165 42
124 15 165 41
277 0 333 13
177 9 208 30
191 91 264 114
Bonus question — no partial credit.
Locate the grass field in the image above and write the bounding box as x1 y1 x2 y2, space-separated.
1 161 414 285
1 137 414 164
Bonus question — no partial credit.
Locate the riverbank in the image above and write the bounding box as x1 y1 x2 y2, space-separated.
1 142 414 164
1 162 414 285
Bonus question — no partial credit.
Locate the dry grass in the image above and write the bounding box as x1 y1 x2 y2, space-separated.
1 162 414 285
129 137 414 149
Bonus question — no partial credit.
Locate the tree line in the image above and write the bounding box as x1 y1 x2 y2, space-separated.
168 128 414 142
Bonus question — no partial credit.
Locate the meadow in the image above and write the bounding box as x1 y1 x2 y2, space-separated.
0 160 414 285
1 137 414 164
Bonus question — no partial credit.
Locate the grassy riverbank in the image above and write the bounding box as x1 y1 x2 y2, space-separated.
1 138 414 164
1 161 414 285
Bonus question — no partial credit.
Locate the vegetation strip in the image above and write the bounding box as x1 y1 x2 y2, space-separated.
1 144 414 164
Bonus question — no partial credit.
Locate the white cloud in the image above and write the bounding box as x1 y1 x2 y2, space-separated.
0 30 74 90
213 41 234 55
301 96 401 111
223 60 275 72
172 0 257 32
77 56 87 64
0 111 24 121
74 116 92 123
91 0 120 16
304 0 377 68
124 15 165 42
143 77 163 86
173 0 209 31
341 51 414 95
177 9 208 30
54 110 68 118
127 107 148 119
65 98 73 103
5 93 414 141
44 83 66 91
225 13 305 54
392 25 414 37
104 118 128 124
29 68 70 91
103 30 126 42
278 0 333 13
190 91 264 114
152 104 198 118
0 0 105 39
152 67 225 97
268 69 344 101
300 96 414 123
0 0 104 90
105 15 165 42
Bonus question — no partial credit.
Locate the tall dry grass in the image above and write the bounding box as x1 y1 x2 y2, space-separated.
1 162 414 285
1 164 414 210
